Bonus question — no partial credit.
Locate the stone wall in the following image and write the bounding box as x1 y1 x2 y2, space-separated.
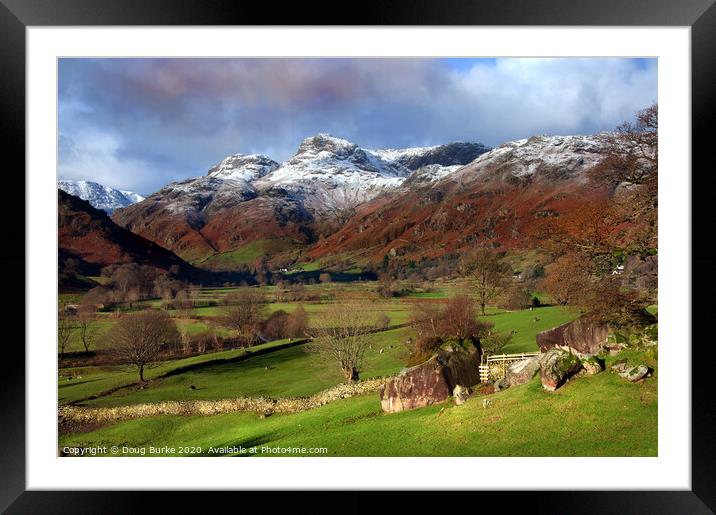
59 378 387 424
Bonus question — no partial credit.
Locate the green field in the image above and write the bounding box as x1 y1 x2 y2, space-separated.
59 349 657 457
60 301 579 407
59 339 297 404
61 317 231 353
194 239 299 269
78 328 409 407
489 306 581 353
58 280 654 457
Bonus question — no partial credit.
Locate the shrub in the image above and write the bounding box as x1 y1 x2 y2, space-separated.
499 286 533 311
376 313 391 330
481 331 513 355
261 310 291 341
415 336 443 355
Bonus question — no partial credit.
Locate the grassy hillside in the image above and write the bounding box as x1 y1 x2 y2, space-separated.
59 349 657 457
59 339 297 404
79 327 410 407
194 238 299 269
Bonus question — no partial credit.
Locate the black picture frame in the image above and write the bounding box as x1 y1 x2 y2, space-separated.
2 0 713 512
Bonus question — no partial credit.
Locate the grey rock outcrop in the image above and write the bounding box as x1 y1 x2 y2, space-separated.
505 355 541 386
539 348 582 391
453 385 472 405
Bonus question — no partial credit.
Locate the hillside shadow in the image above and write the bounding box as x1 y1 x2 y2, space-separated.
58 377 106 389
187 347 310 378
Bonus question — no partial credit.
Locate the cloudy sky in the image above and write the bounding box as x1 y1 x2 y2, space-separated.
58 58 657 195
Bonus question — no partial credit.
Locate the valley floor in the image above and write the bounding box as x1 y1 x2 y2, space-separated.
58 283 656 457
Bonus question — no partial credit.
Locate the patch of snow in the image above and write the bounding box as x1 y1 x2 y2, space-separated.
446 134 605 184
58 180 145 213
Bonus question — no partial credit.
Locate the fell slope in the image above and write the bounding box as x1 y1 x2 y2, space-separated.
113 136 489 265
58 189 196 276
310 135 610 263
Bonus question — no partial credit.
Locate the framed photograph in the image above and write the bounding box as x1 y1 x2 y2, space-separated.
3 0 714 511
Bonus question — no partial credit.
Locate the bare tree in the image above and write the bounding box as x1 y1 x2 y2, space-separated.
307 302 377 382
221 289 267 344
109 311 180 382
76 304 98 353
125 288 141 309
461 248 512 315
409 302 442 341
174 289 194 319
153 275 183 301
83 286 111 309
58 315 75 359
582 276 656 328
439 295 489 341
410 296 489 343
285 304 309 338
593 103 657 186
107 263 155 306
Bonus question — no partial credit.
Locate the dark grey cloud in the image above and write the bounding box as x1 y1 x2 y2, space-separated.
58 58 657 194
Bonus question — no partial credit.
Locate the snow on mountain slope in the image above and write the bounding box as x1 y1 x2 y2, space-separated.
58 180 145 213
369 141 491 171
119 190 146 204
402 164 464 187
113 134 493 261
253 134 411 214
207 153 279 181
120 154 276 220
310 134 611 264
119 134 489 221
152 176 257 216
444 135 604 187
251 135 492 215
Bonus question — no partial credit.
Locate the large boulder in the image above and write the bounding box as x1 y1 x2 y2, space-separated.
505 355 541 386
539 348 582 391
536 316 610 356
380 343 481 413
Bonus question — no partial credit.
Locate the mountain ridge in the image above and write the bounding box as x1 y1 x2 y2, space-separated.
58 180 145 213
112 134 491 264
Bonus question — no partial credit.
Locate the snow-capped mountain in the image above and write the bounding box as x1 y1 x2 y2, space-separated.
207 154 279 182
58 180 145 213
112 134 491 262
252 135 492 215
310 134 611 262
253 134 410 215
